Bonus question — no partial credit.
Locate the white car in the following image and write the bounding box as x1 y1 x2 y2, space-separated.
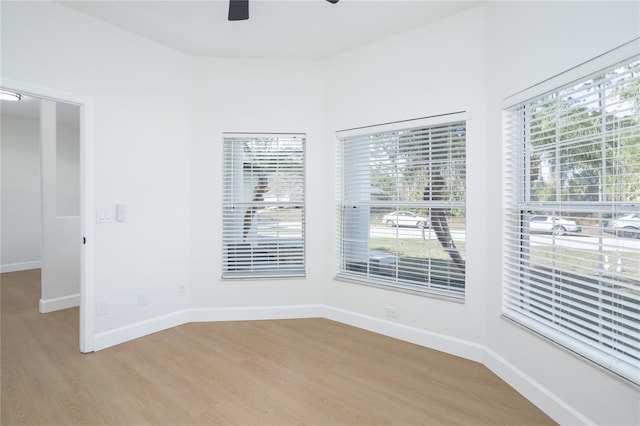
609 213 640 239
529 215 581 235
382 211 429 229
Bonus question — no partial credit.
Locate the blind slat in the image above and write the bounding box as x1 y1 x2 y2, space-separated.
337 117 467 299
222 134 306 278
503 54 640 385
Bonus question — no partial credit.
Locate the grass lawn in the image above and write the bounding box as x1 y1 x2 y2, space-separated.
370 236 466 261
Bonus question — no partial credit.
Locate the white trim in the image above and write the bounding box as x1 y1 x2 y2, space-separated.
321 306 589 425
97 304 482 360
322 305 484 362
39 293 80 313
0 261 41 273
95 305 324 351
336 111 469 139
96 303 483 361
89 303 587 424
0 78 95 353
482 348 594 426
94 310 190 351
79 95 95 353
189 304 324 322
222 132 306 139
503 38 640 108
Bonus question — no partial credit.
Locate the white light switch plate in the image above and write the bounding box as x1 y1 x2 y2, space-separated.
96 209 113 223
116 204 126 222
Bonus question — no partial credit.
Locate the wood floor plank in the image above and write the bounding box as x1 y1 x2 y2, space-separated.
1 270 556 425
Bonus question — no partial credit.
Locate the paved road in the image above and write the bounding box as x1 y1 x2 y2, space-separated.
370 226 466 241
370 225 640 252
530 233 640 251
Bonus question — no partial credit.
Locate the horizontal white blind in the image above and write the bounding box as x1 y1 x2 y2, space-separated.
503 54 640 385
222 134 305 278
337 116 466 298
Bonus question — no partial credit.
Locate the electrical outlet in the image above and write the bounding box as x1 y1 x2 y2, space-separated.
384 306 398 318
178 284 185 297
137 291 149 307
96 299 109 316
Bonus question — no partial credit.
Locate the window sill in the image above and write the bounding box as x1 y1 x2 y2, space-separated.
334 274 465 303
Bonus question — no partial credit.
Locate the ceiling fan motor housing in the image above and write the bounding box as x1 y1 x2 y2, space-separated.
228 0 339 21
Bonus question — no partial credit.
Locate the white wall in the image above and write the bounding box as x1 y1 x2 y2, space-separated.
1 113 41 271
484 2 640 425
56 104 81 218
326 1 639 425
2 1 638 424
324 3 489 355
189 57 330 315
1 1 192 336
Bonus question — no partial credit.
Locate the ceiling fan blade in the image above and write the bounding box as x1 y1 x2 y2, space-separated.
228 0 249 21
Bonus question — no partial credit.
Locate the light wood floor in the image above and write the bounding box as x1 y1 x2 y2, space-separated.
1 270 556 425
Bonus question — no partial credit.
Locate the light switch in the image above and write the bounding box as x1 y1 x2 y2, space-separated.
116 204 126 222
96 209 113 223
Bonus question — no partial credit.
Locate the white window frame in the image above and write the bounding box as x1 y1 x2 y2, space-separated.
502 40 640 386
336 113 468 299
222 133 306 279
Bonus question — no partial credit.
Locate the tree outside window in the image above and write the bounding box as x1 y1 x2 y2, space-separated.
223 134 305 278
337 116 467 298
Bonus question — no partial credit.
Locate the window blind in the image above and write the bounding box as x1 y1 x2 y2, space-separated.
336 115 467 298
503 54 640 385
222 134 305 278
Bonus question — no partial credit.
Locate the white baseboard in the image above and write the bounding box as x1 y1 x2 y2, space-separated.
94 305 323 351
322 305 485 362
91 303 584 425
39 293 80 313
94 310 190 351
321 306 585 425
482 348 593 425
1 261 41 273
189 304 325 322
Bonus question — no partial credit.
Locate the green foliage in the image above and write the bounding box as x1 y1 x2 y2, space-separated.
368 124 466 203
527 60 640 203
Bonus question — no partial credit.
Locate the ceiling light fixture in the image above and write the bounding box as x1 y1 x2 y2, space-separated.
0 90 22 101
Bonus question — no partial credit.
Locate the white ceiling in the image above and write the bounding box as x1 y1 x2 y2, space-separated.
58 0 481 60
2 1 480 121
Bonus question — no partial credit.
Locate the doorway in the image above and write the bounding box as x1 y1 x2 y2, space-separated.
0 80 94 352
39 99 81 315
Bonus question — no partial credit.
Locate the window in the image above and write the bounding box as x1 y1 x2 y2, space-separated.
503 50 640 385
222 133 305 278
336 114 467 299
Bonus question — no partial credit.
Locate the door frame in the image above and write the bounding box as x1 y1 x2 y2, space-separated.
1 78 94 352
